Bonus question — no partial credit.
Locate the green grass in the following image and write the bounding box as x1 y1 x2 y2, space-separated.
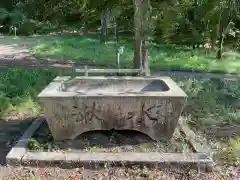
0 68 57 117
0 35 240 73
31 36 240 73
174 76 240 126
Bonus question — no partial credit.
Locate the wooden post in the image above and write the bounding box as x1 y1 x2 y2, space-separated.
84 65 88 76
142 46 150 76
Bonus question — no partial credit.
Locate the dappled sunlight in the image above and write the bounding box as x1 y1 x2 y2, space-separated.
80 37 99 43
0 68 57 117
0 35 239 73
30 35 134 67
206 59 240 73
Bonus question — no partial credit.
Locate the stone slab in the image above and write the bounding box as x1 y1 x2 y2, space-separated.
21 151 212 170
6 117 45 166
178 118 212 153
178 118 214 172
21 151 66 167
6 116 213 172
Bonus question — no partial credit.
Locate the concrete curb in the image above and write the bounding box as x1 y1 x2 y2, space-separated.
6 117 214 172
6 117 45 166
20 151 212 170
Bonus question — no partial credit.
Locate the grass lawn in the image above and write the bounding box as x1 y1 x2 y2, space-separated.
0 35 240 73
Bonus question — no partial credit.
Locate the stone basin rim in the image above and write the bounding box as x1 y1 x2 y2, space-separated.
38 76 188 98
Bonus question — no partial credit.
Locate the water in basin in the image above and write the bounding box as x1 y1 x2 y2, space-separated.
63 79 169 94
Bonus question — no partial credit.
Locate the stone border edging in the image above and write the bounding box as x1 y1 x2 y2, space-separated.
20 151 212 170
6 117 45 166
6 117 214 172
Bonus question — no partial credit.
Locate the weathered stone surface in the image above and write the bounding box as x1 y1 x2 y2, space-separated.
22 152 66 163
64 152 212 164
178 118 212 154
21 151 213 170
6 117 45 166
38 76 187 141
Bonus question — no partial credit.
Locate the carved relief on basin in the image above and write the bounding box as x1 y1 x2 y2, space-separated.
38 76 187 141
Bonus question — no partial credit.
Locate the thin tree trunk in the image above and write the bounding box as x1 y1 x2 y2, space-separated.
133 0 142 70
216 33 224 59
115 19 119 43
210 28 217 51
105 9 110 42
216 13 224 59
216 0 234 59
115 19 120 75
100 12 105 43
133 37 142 69
133 0 151 75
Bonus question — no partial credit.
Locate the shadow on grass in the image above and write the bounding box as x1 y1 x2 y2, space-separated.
1 34 240 73
30 35 240 73
30 35 133 68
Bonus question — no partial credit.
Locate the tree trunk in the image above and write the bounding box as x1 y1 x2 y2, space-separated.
210 28 217 51
133 0 142 70
216 20 225 59
100 12 105 43
132 0 151 74
216 33 224 59
115 19 119 43
133 37 142 69
105 9 110 42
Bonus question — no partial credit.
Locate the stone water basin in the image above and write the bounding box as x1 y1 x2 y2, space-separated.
38 76 187 141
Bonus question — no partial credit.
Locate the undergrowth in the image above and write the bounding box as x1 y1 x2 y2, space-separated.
174 76 240 126
216 138 240 166
0 68 57 116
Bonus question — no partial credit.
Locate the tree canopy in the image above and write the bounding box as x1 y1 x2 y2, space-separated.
0 0 240 60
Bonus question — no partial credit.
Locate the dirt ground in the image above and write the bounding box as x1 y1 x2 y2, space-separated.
29 120 187 153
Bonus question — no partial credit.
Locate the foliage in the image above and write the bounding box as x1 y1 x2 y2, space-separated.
27 138 41 151
173 76 240 126
0 0 239 60
216 138 240 166
0 8 9 23
0 68 57 116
